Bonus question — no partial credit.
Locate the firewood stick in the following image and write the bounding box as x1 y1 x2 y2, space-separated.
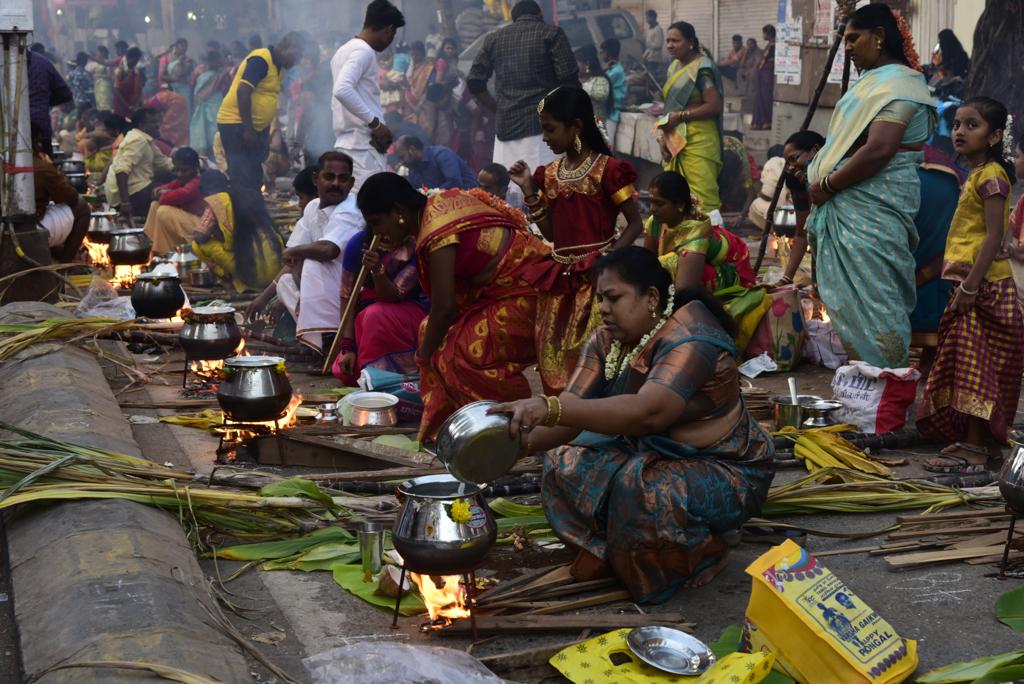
438 613 694 636
321 234 380 374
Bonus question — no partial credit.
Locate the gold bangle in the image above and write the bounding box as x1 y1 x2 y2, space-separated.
543 395 562 427
528 207 549 222
524 192 544 207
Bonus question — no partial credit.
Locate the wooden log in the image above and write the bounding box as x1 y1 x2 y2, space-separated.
810 545 880 558
885 546 1010 567
477 565 572 606
887 523 1010 540
438 613 694 636
525 590 631 615
897 508 1009 525
476 565 567 604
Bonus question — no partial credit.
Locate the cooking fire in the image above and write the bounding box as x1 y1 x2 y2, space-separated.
409 573 471 628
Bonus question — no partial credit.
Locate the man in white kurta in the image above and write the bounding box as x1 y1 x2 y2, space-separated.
331 0 405 190
247 152 363 353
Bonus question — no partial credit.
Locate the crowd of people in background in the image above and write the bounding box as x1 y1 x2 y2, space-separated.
23 0 1023 600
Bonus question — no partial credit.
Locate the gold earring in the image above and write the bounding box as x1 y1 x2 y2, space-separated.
574 134 582 154
398 216 405 225
875 38 883 50
650 308 657 320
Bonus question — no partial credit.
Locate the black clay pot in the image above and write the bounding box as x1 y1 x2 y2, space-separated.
131 273 186 319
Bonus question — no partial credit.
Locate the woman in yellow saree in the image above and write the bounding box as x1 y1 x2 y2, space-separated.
191 171 284 293
659 22 724 211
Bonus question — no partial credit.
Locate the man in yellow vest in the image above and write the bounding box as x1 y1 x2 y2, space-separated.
217 32 305 190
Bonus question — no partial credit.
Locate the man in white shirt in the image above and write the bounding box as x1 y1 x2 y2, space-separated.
331 0 405 190
246 151 364 353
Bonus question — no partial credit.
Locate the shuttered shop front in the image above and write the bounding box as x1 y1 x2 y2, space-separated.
716 0 778 61
668 0 715 54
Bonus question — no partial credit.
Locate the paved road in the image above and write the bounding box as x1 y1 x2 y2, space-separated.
118 355 1024 681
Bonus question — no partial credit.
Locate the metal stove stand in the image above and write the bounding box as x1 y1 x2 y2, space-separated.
391 565 481 641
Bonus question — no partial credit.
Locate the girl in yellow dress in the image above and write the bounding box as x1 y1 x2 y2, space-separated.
917 97 1024 473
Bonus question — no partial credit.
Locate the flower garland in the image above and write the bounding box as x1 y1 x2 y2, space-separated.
894 14 922 72
604 284 675 381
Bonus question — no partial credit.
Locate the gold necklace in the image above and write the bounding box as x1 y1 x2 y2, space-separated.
557 153 595 181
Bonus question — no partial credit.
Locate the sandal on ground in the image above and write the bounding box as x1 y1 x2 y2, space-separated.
924 443 990 474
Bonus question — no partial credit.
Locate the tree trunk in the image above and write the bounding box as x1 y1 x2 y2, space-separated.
966 0 1024 124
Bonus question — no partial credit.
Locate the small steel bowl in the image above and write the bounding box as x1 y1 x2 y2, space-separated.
626 626 715 675
347 392 399 427
802 399 844 428
435 400 521 485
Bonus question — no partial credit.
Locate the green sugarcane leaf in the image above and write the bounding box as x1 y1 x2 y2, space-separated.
332 564 425 615
259 478 336 507
489 498 544 517
997 584 1024 632
972 665 1024 684
917 651 1024 683
207 527 352 560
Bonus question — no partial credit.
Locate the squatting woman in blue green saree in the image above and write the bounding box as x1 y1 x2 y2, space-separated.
806 4 936 368
491 247 774 603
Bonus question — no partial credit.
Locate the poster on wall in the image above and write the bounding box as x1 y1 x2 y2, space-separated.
776 18 803 86
813 0 833 39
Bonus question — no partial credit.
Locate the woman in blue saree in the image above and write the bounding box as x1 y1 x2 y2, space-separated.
659 22 725 211
806 5 936 368
190 50 230 157
492 247 774 603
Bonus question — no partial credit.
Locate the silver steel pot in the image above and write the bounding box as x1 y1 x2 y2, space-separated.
130 273 186 319
108 228 153 266
802 400 844 429
771 395 823 431
435 400 521 485
65 173 88 193
216 355 293 422
392 474 497 574
87 211 118 243
188 266 215 287
773 204 798 238
173 243 201 278
60 159 86 175
179 306 241 360
999 436 1024 515
347 392 398 427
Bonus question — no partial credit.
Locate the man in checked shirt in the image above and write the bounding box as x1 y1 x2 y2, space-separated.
467 0 580 172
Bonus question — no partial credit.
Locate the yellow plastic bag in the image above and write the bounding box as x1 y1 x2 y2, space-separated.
550 628 775 684
742 540 917 684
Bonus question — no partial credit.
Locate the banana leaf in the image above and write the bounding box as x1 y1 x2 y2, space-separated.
489 498 544 517
262 542 361 572
259 478 336 508
917 651 1024 683
332 564 425 616
496 515 552 533
972 665 1024 684
207 527 352 561
997 584 1024 632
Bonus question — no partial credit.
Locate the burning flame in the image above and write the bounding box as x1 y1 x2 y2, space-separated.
221 393 304 443
188 340 248 380
113 265 142 288
409 573 470 624
82 238 110 268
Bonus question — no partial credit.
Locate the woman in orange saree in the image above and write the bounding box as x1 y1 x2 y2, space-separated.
356 172 551 440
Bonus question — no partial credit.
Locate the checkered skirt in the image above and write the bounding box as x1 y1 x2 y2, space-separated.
917 277 1024 442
